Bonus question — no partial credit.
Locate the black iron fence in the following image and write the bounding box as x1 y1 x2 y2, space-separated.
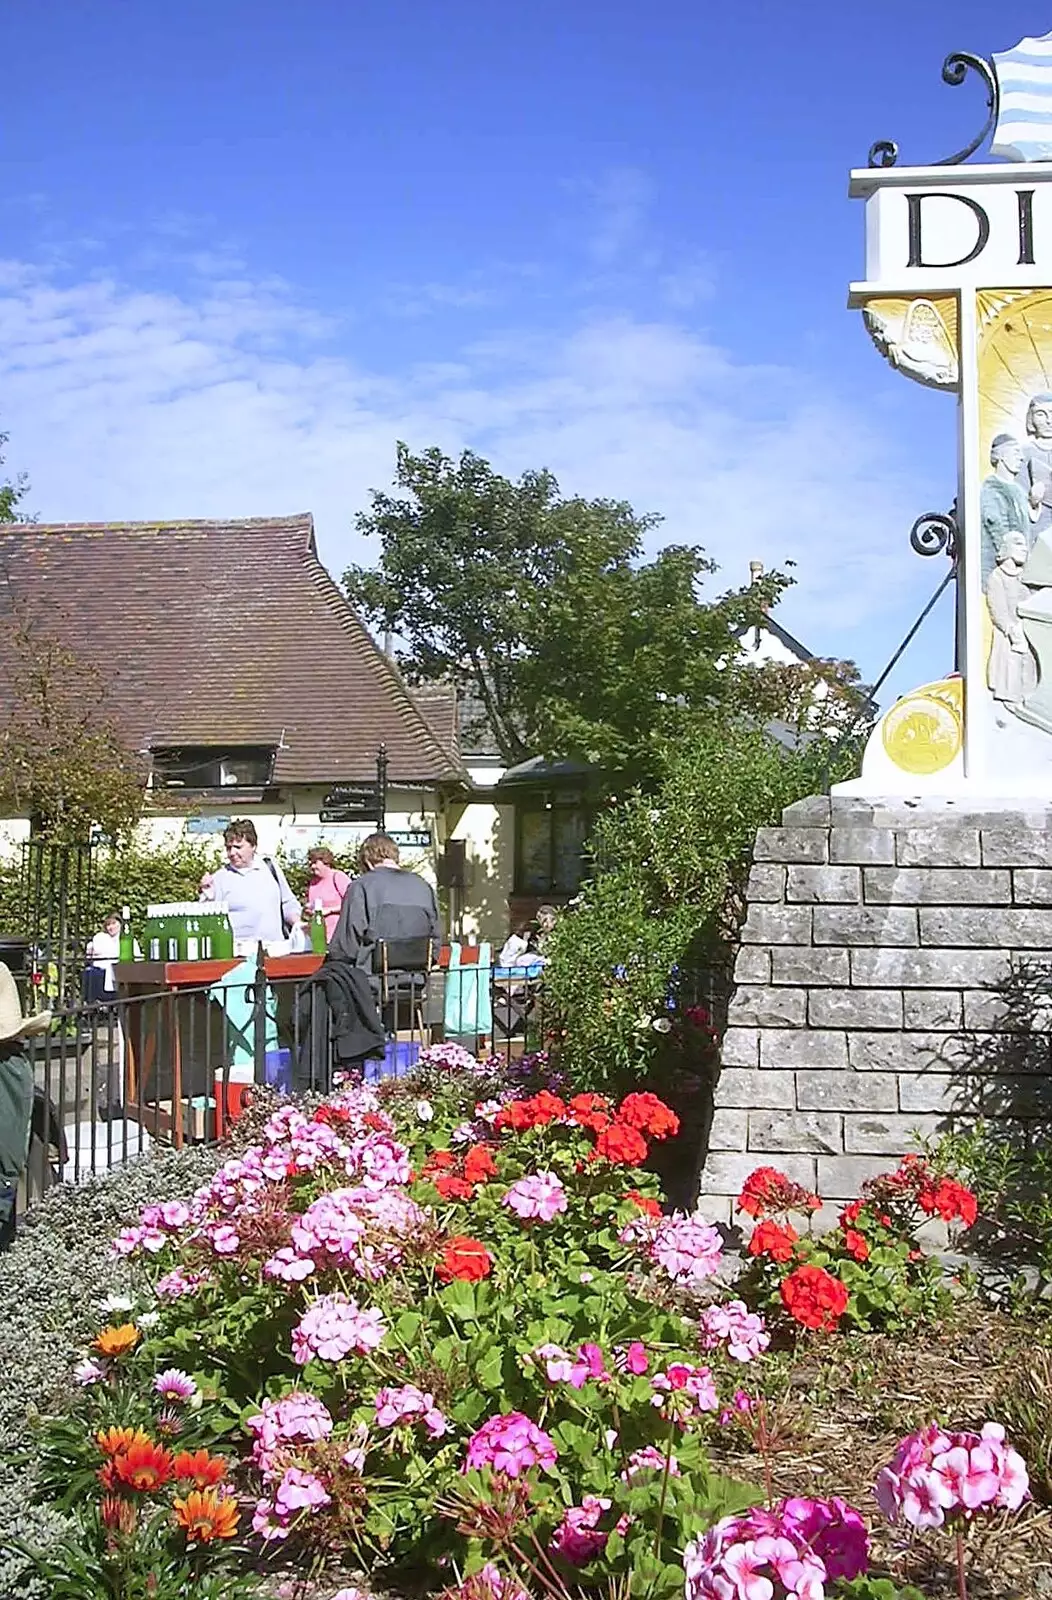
17 950 551 1214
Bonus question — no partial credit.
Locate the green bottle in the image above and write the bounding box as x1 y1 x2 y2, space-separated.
185 916 200 962
118 905 134 964
214 909 234 959
310 901 328 954
146 916 161 962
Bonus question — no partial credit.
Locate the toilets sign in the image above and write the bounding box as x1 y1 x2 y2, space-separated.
843 33 1052 797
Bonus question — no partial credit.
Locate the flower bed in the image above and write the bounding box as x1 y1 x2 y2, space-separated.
2 1056 1036 1600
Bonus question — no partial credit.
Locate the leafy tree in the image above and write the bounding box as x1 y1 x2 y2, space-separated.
0 598 145 843
345 445 863 776
0 429 30 524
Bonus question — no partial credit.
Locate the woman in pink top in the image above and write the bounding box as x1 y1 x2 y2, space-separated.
303 847 351 942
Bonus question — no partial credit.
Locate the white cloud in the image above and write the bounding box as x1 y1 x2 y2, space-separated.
0 252 947 679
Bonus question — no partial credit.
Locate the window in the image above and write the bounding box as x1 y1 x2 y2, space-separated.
514 795 593 895
151 745 276 791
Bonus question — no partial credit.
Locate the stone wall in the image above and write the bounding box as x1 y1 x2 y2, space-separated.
699 794 1052 1220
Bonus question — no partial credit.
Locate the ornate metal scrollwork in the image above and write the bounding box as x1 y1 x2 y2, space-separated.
909 506 959 567
867 51 999 168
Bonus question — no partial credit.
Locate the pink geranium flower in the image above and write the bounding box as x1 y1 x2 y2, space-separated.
501 1172 568 1222
465 1411 558 1477
291 1294 387 1365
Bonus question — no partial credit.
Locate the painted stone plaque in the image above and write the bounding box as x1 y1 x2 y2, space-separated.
839 31 1052 796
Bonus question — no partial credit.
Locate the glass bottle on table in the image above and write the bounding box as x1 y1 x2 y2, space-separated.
118 905 134 964
310 900 328 954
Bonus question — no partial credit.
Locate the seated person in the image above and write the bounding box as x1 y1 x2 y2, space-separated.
329 833 440 975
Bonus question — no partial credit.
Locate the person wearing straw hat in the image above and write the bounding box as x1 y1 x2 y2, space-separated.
0 963 51 1250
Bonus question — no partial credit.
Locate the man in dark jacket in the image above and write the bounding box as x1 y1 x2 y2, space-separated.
329 833 441 971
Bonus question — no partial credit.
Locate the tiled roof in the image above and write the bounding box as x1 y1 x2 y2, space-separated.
0 514 464 786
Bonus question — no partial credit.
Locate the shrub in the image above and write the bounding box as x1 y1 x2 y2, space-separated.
541 729 850 1097
0 1143 228 1598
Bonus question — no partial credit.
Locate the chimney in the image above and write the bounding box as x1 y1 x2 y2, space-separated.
749 560 764 585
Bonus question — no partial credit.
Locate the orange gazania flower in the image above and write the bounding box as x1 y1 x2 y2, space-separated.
93 1323 140 1359
112 1437 174 1493
96 1425 151 1458
100 1494 138 1535
174 1487 240 1542
173 1449 228 1489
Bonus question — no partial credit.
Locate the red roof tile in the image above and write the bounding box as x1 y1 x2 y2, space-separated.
0 514 463 786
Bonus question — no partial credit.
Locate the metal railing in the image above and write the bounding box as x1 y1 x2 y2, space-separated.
16 949 551 1216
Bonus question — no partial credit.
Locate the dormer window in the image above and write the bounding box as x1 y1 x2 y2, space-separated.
150 745 276 791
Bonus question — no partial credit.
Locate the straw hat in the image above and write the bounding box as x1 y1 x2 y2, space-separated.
0 962 51 1041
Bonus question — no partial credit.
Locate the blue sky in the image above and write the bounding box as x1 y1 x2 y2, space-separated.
1 0 1044 703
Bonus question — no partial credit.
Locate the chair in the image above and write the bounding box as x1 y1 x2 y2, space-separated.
373 938 434 1045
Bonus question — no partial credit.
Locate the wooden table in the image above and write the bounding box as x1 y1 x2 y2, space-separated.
115 955 325 1143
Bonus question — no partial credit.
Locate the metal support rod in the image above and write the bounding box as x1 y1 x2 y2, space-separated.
377 743 388 833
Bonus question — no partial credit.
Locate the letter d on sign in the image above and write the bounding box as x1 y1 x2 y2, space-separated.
907 192 990 269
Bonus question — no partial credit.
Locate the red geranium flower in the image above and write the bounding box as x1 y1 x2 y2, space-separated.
747 1219 798 1263
568 1092 613 1132
738 1166 821 1220
594 1123 649 1166
463 1144 499 1184
424 1149 458 1174
780 1264 849 1332
625 1189 663 1218
435 1175 475 1202
918 1177 978 1227
842 1228 870 1262
839 1199 863 1228
616 1092 680 1140
436 1235 493 1283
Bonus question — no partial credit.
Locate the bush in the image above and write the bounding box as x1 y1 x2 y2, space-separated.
0 1144 228 1599
541 727 846 1097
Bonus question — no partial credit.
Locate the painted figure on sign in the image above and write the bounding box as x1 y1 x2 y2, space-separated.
981 434 1034 585
1021 393 1052 536
986 529 1039 712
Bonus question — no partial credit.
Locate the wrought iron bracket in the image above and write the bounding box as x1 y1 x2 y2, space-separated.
909 505 960 569
868 52 999 168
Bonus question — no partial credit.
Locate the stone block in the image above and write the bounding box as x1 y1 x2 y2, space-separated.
829 827 896 865
843 1112 946 1154
898 1074 968 1113
761 1030 848 1068
752 827 828 864
771 947 850 986
850 948 1011 988
740 906 813 945
727 986 807 1028
863 867 1011 905
903 990 964 1031
808 988 904 1029
746 864 786 902
796 1070 899 1112
720 1027 759 1068
748 1110 842 1155
983 1075 1052 1116
707 1111 749 1151
1012 869 1052 905
713 1068 797 1110
813 907 918 947
816 1154 908 1197
699 1151 818 1198
786 866 861 904
848 1031 967 1072
982 826 1052 868
920 907 1052 948
896 827 982 868
733 946 771 985
782 795 832 825
961 992 1026 1031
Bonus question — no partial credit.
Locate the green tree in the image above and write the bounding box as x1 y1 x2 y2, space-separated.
345 445 863 777
0 599 145 843
0 429 30 524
